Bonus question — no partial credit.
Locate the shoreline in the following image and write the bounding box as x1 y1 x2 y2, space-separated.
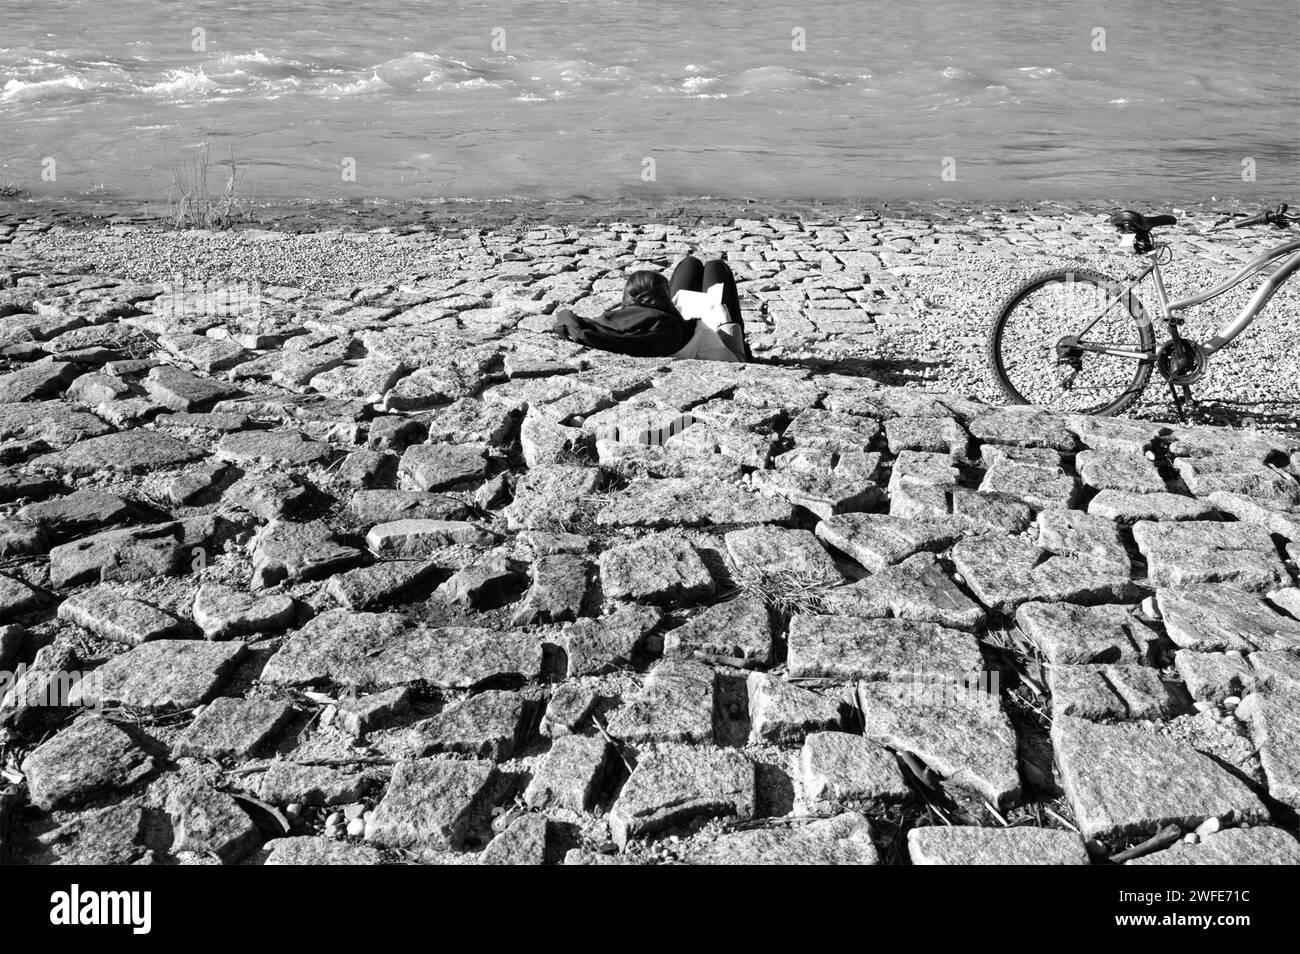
3 196 1298 437
0 193 1268 235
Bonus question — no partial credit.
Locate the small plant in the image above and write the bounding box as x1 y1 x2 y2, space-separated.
0 181 23 198
732 567 834 618
166 143 250 230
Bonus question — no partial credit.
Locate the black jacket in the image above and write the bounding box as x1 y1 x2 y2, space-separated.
552 303 694 358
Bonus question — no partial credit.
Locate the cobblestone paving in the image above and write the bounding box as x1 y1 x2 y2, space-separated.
1 211 1299 865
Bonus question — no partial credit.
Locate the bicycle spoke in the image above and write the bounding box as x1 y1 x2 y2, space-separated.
993 272 1151 414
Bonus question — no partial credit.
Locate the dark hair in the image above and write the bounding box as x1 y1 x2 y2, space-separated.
622 270 678 315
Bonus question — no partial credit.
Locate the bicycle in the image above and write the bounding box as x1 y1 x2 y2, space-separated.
987 202 1300 421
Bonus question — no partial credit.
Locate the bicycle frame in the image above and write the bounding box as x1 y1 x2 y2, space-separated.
1162 237 1300 352
1072 236 1300 362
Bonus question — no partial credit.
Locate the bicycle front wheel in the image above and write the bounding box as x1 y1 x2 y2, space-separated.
987 268 1155 416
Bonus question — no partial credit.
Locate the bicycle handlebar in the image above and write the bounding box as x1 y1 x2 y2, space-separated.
1231 203 1293 228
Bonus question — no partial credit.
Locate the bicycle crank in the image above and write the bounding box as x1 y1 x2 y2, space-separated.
1156 338 1208 385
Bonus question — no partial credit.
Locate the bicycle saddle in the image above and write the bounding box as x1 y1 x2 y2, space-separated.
1109 210 1178 233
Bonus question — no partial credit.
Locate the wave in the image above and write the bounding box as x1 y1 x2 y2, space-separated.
1 73 93 101
681 74 722 95
0 46 1059 107
318 72 391 96
381 51 480 88
216 50 277 67
730 65 839 92
203 50 314 80
313 52 497 94
0 41 1268 128
142 69 219 97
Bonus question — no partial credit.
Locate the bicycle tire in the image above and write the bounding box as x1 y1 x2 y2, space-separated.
987 267 1155 417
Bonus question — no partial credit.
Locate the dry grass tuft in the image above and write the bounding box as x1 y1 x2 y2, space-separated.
167 143 250 230
732 567 835 618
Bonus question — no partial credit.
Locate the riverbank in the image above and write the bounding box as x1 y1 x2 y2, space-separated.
2 200 1300 865
0 192 1267 232
2 196 1296 430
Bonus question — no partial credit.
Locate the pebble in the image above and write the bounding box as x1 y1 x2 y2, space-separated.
491 806 520 833
346 817 366 838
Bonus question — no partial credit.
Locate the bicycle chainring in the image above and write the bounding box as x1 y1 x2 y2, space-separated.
1156 339 1207 385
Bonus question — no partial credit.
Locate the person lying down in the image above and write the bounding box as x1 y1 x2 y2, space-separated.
552 254 750 362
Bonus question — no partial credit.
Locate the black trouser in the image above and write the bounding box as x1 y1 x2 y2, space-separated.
669 255 743 328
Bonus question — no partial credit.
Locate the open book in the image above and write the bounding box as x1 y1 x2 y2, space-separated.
670 284 744 362
672 284 733 331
